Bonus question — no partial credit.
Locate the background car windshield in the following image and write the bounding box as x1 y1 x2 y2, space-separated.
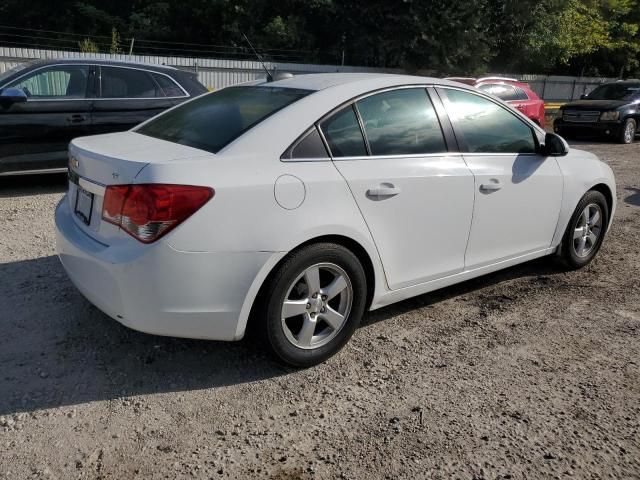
0 63 27 85
587 83 640 101
137 86 311 153
477 83 528 101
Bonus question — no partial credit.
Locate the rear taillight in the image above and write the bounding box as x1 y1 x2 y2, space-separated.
102 184 214 243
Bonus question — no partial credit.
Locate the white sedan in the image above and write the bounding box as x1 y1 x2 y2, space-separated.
55 73 616 367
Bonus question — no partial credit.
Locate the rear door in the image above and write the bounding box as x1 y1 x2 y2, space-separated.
0 64 94 174
438 87 563 269
324 87 475 290
90 66 183 136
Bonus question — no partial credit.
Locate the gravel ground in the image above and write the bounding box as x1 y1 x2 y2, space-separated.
0 140 639 480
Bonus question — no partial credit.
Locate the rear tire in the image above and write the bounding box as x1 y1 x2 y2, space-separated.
256 243 367 367
558 190 609 269
619 118 636 144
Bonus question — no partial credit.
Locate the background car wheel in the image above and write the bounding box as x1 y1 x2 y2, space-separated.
257 243 367 367
558 190 609 269
619 118 636 144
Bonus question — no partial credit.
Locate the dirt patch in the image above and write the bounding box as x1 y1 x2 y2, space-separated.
1 140 639 479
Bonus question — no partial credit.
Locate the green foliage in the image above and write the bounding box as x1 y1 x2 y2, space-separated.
78 38 99 53
110 27 122 54
1 0 638 76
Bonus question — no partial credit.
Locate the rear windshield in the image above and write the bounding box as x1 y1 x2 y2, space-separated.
587 83 640 101
136 86 311 153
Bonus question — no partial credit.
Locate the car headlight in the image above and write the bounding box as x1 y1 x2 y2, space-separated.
599 111 620 121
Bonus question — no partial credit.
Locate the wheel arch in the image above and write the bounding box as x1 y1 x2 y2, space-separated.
590 182 614 220
235 234 379 340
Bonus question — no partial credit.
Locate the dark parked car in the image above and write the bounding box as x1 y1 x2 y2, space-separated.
554 80 640 144
0 59 207 175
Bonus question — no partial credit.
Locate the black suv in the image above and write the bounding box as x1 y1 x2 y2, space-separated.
554 80 640 144
0 59 208 175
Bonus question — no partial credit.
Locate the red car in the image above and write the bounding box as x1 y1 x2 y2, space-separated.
446 76 546 126
475 77 546 126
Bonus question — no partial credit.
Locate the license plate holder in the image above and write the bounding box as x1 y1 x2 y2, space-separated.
74 187 94 225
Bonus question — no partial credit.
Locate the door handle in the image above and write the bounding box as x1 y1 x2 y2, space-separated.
479 180 503 192
366 183 401 199
67 114 86 123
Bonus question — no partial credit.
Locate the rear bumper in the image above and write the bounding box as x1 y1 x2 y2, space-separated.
553 119 623 137
55 196 273 341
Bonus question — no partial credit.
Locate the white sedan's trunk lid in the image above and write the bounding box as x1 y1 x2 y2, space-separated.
67 131 211 245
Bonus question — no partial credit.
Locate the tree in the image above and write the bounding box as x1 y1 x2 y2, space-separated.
110 27 122 54
78 38 99 53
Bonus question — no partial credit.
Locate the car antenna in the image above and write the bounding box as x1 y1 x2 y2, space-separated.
242 33 273 82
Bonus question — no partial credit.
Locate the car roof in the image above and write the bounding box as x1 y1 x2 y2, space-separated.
21 58 180 74
252 72 468 92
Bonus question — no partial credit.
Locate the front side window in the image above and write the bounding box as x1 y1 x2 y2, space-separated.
8 65 89 99
355 88 446 155
100 67 160 98
444 89 537 154
319 106 367 157
137 86 311 154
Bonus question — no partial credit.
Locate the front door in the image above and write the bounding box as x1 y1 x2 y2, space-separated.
321 88 475 290
438 87 563 269
0 64 94 174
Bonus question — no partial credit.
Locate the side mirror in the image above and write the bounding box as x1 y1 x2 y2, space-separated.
542 132 569 157
580 94 588 100
0 87 27 107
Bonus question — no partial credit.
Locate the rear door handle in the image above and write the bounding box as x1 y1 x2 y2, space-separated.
67 114 86 123
479 180 503 192
366 183 401 199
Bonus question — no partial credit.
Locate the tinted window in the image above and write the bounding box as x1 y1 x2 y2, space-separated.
8 65 89 99
587 83 640 101
0 63 27 85
152 73 186 97
137 86 310 154
444 89 536 154
101 67 159 98
356 88 446 155
284 128 329 159
478 83 529 101
320 106 367 157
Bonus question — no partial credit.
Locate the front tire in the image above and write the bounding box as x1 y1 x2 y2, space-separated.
558 190 609 269
619 118 636 144
257 243 367 367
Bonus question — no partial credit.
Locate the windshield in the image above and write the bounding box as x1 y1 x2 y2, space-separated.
136 86 311 153
0 63 27 86
587 83 640 101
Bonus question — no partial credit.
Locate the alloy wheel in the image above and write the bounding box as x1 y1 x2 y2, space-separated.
624 122 635 143
280 263 353 349
572 203 603 258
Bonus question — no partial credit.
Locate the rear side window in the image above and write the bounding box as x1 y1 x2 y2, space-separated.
282 128 329 160
319 106 367 157
355 88 446 155
137 86 310 154
152 73 186 97
443 89 536 154
100 67 160 98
